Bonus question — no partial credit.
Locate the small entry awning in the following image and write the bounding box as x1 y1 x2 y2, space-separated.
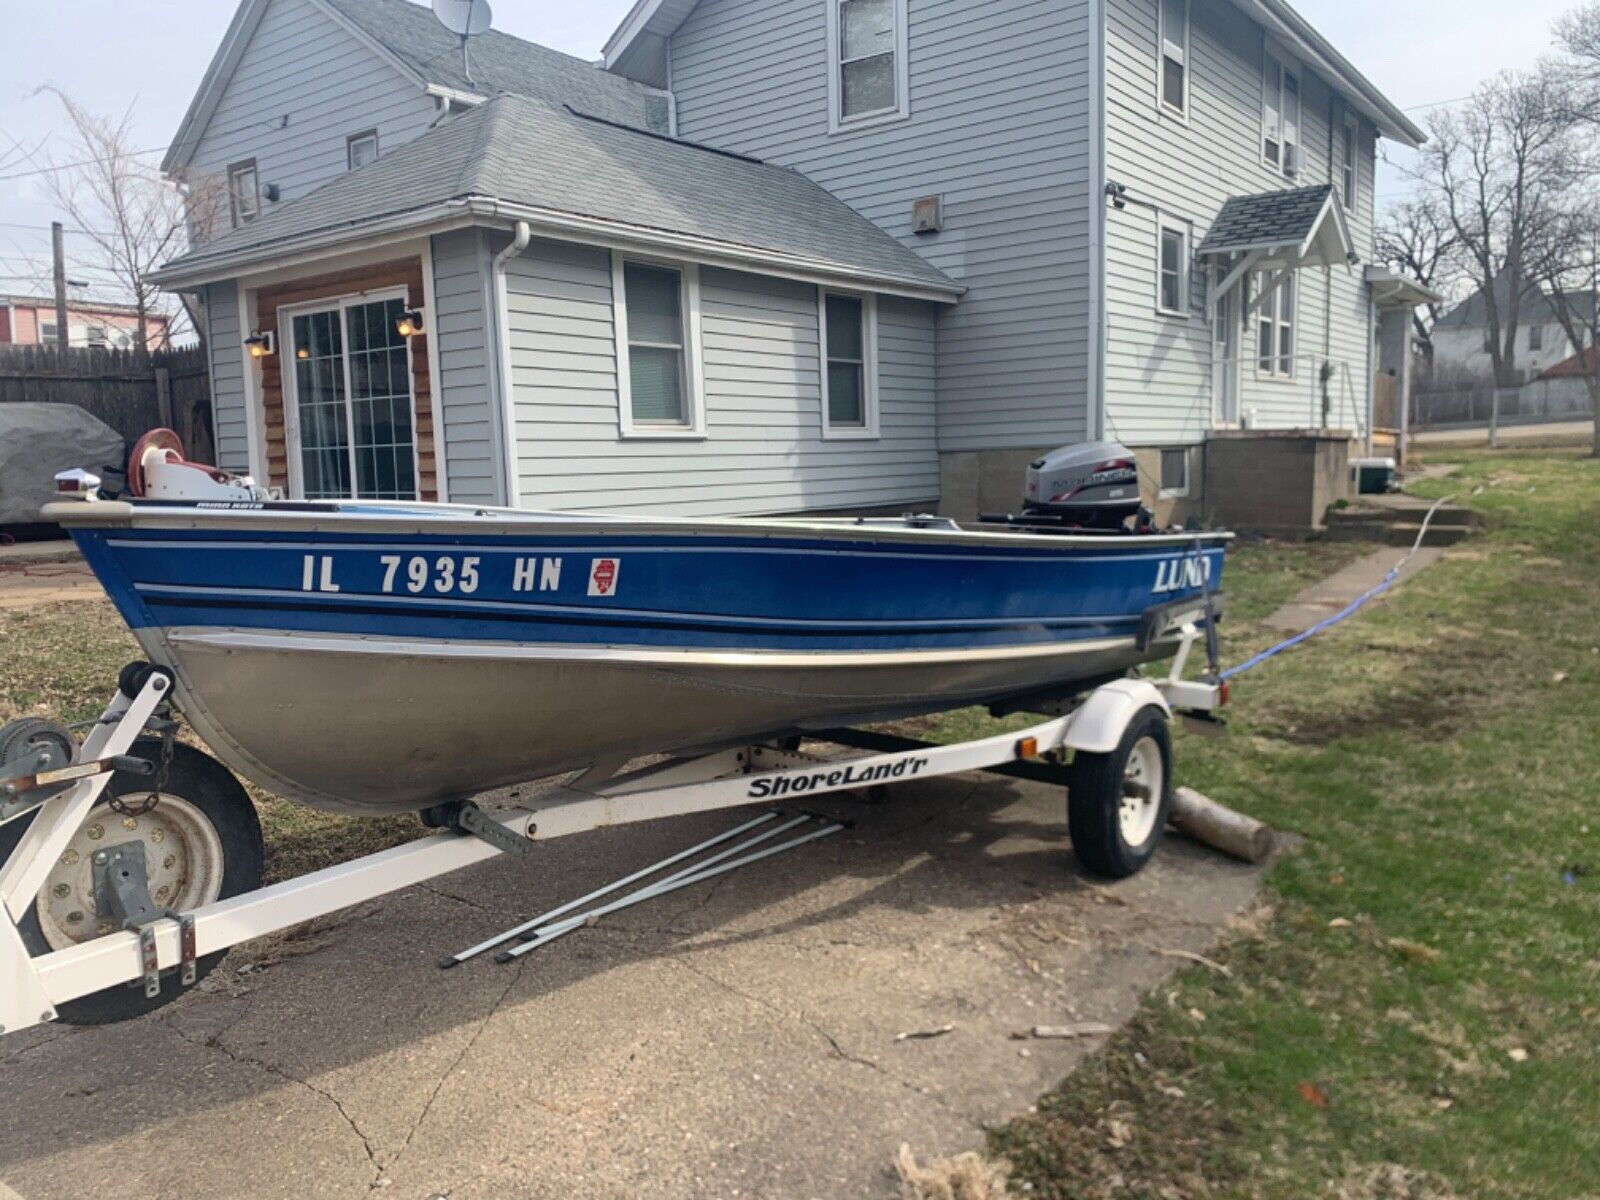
1199 184 1353 307
1365 265 1443 309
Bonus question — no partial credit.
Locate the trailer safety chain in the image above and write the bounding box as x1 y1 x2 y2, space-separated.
1219 495 1454 682
109 724 173 817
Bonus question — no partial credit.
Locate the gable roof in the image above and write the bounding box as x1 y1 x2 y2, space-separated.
1197 183 1353 279
165 0 668 173
1434 270 1598 330
318 0 669 129
602 0 1426 147
1537 344 1597 380
1199 185 1340 256
152 94 961 300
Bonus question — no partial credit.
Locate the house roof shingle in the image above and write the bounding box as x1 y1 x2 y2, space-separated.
320 0 671 133
155 94 960 297
1434 270 1598 330
1198 185 1339 256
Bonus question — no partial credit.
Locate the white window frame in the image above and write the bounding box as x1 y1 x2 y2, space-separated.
1158 447 1191 499
826 0 911 135
1340 112 1359 212
276 285 423 502
1157 0 1190 119
1253 271 1297 380
818 289 880 440
228 159 260 228
1261 44 1301 176
346 129 379 171
1155 215 1191 318
612 253 706 439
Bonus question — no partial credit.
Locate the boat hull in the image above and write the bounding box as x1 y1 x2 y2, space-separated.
59 501 1227 816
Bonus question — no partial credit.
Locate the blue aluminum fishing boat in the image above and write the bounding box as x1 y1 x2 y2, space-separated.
46 491 1226 816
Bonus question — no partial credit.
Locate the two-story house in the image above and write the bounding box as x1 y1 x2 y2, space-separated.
1431 271 1595 385
153 0 1432 525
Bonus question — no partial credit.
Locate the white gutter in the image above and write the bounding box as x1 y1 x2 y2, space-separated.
492 220 532 509
152 198 964 304
464 198 964 303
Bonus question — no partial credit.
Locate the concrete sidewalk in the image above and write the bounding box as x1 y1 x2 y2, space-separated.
1264 545 1443 634
0 776 1266 1199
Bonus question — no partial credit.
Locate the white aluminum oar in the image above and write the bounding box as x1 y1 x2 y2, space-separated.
495 820 845 962
441 810 782 967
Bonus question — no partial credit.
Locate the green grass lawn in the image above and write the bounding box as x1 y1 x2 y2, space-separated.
982 450 1600 1198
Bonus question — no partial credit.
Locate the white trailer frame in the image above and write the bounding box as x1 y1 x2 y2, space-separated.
0 612 1221 1038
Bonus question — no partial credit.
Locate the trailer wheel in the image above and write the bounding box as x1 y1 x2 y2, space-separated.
0 739 264 1025
1065 706 1172 879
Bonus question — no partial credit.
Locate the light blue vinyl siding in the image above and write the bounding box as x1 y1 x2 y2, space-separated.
667 0 1096 454
1102 0 1378 444
502 235 938 516
205 283 250 474
185 0 437 230
429 228 503 506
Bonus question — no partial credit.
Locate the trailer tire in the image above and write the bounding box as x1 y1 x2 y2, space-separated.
0 740 264 1025
1065 706 1172 879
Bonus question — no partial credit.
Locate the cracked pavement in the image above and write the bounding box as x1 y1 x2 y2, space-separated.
0 772 1265 1198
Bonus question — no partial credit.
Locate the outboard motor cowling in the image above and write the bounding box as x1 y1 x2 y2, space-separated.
1022 441 1142 530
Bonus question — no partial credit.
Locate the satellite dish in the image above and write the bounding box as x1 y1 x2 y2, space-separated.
432 0 493 37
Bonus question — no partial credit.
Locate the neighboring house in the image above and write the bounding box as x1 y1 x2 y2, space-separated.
0 295 171 351
1432 273 1595 384
153 0 1431 523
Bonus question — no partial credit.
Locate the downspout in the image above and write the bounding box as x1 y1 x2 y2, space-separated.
1088 0 1107 442
492 220 531 508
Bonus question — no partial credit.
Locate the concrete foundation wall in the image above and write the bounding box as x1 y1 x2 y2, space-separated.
1202 431 1352 533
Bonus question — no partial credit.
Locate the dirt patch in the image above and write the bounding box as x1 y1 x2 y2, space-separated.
1250 629 1523 746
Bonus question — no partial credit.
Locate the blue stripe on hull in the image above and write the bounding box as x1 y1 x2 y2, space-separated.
73 527 1225 653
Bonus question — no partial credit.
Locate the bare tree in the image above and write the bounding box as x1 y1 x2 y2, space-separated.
31 86 222 355
1524 196 1600 454
1421 69 1580 387
1375 196 1463 368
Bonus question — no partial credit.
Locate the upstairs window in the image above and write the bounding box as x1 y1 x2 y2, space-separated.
1159 0 1189 116
820 290 880 438
613 256 705 437
347 129 379 171
1254 271 1296 378
829 0 909 131
228 159 260 227
1262 49 1301 175
1157 216 1190 316
1340 114 1358 211
1529 323 1545 351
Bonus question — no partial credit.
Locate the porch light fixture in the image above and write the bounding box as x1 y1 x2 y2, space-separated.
395 308 425 339
243 330 276 358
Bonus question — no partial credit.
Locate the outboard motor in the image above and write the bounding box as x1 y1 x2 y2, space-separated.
1022 441 1143 530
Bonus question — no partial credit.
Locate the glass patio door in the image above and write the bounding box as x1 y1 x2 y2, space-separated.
287 295 418 500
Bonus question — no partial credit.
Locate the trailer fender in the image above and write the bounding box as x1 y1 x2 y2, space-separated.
1063 679 1172 755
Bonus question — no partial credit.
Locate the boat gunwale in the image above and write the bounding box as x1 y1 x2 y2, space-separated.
46 499 1235 551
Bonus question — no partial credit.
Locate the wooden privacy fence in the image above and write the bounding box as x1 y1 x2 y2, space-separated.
0 344 213 463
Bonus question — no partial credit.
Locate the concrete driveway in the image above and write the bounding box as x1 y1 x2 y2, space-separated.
0 772 1265 1199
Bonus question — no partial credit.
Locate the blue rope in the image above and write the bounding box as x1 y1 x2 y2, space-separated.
1218 495 1453 682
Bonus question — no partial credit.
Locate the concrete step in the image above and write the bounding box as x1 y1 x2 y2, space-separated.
1322 521 1474 547
1326 500 1484 528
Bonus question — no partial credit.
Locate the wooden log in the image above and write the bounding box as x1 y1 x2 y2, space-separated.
1169 787 1274 864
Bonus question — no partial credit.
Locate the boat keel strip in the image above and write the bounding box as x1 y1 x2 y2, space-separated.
0 626 1223 1037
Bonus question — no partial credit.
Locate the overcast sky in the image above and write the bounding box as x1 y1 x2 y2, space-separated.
0 0 1573 304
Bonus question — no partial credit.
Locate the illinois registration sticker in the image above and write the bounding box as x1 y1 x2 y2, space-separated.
588 557 620 597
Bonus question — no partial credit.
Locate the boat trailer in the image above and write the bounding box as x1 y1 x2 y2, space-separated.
0 600 1223 1037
